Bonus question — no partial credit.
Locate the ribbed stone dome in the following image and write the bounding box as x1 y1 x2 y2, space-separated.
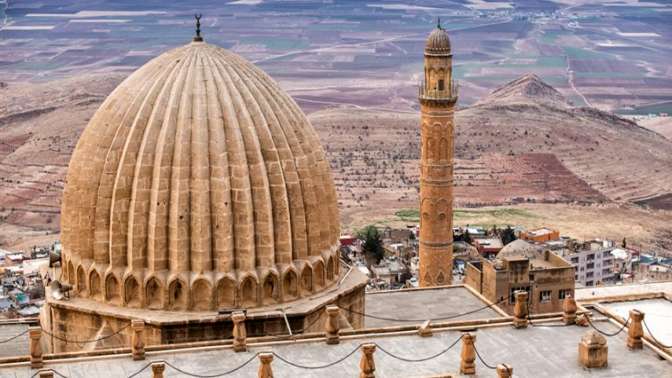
425 27 451 55
60 40 341 311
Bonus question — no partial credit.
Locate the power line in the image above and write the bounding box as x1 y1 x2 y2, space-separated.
128 353 261 378
41 323 130 346
586 316 630 337
31 369 69 378
272 344 362 370
375 334 463 363
642 318 672 349
340 295 508 323
0 328 29 344
473 342 498 370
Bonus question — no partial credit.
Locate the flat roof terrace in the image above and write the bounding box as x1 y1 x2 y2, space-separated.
0 322 29 358
601 298 672 346
364 285 506 328
1 318 669 378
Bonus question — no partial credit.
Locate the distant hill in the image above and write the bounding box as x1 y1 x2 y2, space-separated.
474 73 569 108
312 74 672 214
0 73 671 247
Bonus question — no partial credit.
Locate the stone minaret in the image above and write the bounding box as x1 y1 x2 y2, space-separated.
418 23 457 287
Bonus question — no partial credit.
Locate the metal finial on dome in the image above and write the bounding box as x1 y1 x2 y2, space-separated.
437 17 442 30
193 13 203 42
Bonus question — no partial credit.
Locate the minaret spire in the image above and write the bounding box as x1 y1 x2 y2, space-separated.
193 13 203 42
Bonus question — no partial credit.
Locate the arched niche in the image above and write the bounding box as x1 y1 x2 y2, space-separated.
145 277 163 310
313 261 325 290
89 271 102 300
168 279 188 311
191 280 212 311
239 276 258 308
262 273 278 305
76 266 87 294
300 265 312 295
105 274 120 304
67 261 75 285
282 270 298 301
439 137 448 161
216 277 236 309
124 276 141 307
326 256 335 281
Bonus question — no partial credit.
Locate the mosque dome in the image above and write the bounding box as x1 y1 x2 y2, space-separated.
497 239 540 260
425 26 451 54
60 40 341 311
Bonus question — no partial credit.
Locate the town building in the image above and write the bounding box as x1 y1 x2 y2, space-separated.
557 240 616 287
520 227 560 243
473 237 504 258
464 239 575 314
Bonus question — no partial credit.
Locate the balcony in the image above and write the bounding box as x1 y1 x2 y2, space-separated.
419 80 458 103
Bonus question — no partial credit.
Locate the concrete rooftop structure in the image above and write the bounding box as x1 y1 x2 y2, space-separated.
603 298 672 346
365 286 504 328
1 318 669 378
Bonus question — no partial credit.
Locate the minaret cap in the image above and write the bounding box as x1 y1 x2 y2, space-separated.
425 20 450 54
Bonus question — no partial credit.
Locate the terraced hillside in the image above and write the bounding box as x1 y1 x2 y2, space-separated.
0 73 671 248
312 74 672 216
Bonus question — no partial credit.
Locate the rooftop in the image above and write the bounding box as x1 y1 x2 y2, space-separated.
601 298 672 346
364 286 504 328
1 318 668 377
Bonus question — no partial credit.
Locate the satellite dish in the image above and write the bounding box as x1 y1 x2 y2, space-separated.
50 280 73 301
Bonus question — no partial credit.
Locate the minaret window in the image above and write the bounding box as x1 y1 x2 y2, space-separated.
438 79 445 91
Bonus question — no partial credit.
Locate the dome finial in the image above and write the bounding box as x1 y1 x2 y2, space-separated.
437 16 442 30
193 13 204 42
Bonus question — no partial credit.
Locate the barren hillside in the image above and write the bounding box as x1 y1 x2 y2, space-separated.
0 73 671 248
313 74 672 218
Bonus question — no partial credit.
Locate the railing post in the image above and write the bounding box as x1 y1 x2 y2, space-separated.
232 311 247 352
325 305 340 345
258 353 274 378
151 362 166 378
460 332 476 375
627 309 644 350
562 295 577 325
29 326 43 369
38 371 53 378
131 319 145 360
496 363 513 378
513 291 529 329
418 320 432 337
359 343 376 378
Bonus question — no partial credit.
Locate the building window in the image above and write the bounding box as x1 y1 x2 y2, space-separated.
586 280 594 286
559 289 572 300
587 263 594 269
603 251 611 258
571 257 579 264
587 272 594 278
509 287 530 304
539 290 552 303
438 79 445 91
587 253 595 261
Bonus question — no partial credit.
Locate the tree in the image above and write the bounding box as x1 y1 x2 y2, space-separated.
502 225 517 245
463 229 472 244
358 225 385 265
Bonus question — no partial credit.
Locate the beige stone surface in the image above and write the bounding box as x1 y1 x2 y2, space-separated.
59 40 341 311
419 26 456 287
